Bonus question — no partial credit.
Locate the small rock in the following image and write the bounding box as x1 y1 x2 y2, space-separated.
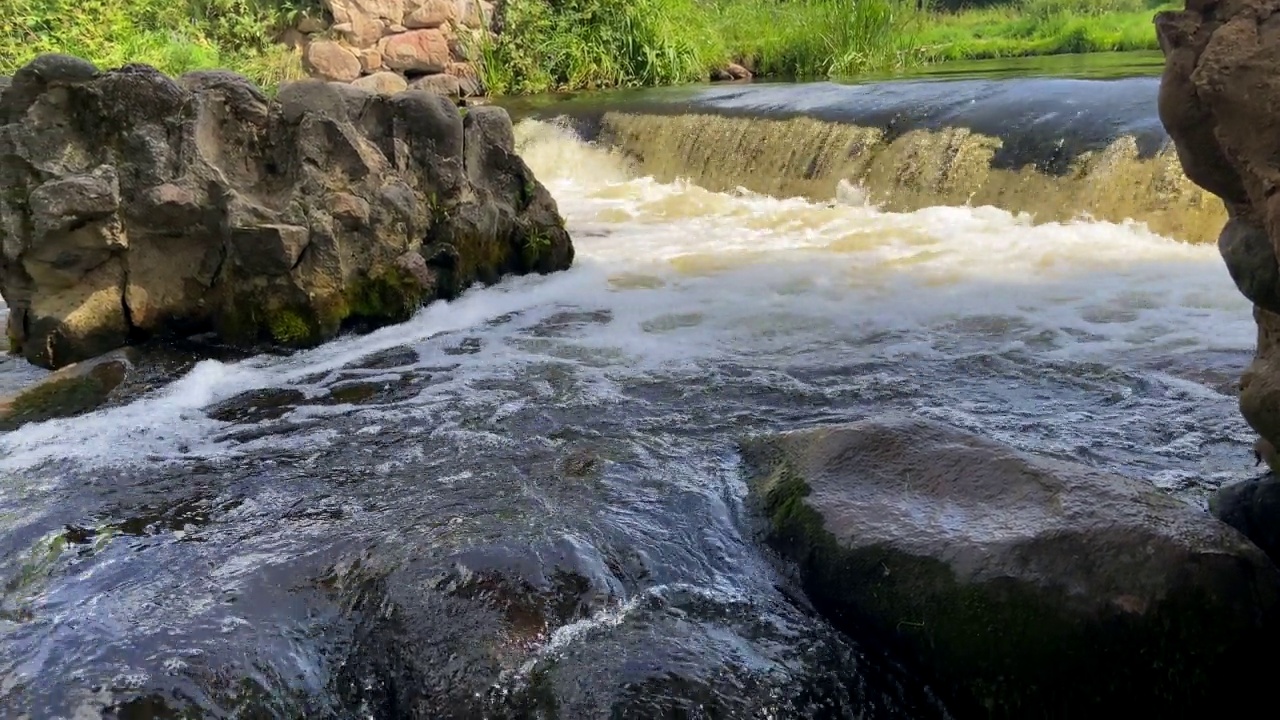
0 349 136 431
726 62 751 80
410 73 461 97
297 15 329 34
405 0 456 29
351 71 408 95
358 48 384 73
305 40 362 82
378 28 450 74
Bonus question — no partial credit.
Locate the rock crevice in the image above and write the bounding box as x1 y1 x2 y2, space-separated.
0 54 572 370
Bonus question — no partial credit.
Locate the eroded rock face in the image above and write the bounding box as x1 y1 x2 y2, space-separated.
0 54 572 370
1155 2 1280 448
741 415 1280 719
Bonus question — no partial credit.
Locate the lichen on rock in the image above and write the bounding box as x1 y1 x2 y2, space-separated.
0 54 573 370
740 414 1280 718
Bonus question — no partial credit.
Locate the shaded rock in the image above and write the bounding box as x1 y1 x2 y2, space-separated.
206 387 307 423
0 348 135 430
409 72 460 96
297 15 329 34
305 40 362 82
0 55 572 370
1156 1 1280 451
1210 475 1280 568
740 414 1280 719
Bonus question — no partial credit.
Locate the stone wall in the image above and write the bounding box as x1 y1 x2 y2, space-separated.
289 0 494 98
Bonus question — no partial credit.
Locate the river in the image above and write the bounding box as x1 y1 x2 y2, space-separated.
0 54 1261 717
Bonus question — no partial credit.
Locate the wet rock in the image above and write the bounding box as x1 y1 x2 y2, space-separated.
342 345 421 370
206 388 306 423
0 348 135 430
0 55 572 371
1157 1 1280 450
329 537 622 717
1210 475 1280 568
740 414 1280 719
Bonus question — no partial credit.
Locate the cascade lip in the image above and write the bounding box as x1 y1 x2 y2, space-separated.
502 74 1169 176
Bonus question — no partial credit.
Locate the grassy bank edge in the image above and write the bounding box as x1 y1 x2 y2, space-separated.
0 0 1174 96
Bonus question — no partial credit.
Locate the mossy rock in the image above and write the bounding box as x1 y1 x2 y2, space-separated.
740 414 1280 718
0 351 133 431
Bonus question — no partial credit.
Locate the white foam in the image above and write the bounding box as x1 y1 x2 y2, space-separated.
0 120 1254 472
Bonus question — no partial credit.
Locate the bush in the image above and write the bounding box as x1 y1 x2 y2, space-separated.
0 0 316 88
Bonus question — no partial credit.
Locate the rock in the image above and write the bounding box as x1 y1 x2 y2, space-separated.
740 414 1280 718
304 40 362 82
351 70 409 95
0 56 573 370
726 63 751 80
378 28 450 73
405 0 455 28
1156 1 1280 450
0 348 135 430
446 62 482 97
1210 476 1280 567
297 15 329 34
409 72 460 96
358 48 384 73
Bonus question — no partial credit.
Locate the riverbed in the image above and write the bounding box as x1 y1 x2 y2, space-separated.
0 55 1260 717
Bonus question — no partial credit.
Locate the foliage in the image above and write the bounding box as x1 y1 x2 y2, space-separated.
0 0 319 88
0 0 1173 95
475 0 725 95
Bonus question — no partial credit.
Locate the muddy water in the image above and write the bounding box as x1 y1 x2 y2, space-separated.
0 99 1261 715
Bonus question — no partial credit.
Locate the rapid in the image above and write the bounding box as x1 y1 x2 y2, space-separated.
0 74 1262 716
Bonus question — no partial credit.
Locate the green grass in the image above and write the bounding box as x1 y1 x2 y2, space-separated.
917 0 1175 62
0 0 315 88
0 0 1173 96
475 0 1173 95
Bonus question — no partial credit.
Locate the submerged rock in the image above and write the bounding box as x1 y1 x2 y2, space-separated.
0 348 135 430
0 54 573 371
740 415 1280 719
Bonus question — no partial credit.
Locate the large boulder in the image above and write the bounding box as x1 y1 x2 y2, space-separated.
1155 2 1280 450
0 54 572 370
740 415 1280 719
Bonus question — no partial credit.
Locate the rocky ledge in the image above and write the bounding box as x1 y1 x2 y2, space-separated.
0 53 572 371
1156 2 1280 452
741 415 1280 719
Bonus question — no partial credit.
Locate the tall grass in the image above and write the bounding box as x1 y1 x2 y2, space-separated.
476 0 922 95
0 0 314 88
1 0 1171 96
917 0 1172 61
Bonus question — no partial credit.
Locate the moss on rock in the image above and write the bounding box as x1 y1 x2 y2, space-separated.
344 266 429 324
0 355 130 430
741 417 1280 718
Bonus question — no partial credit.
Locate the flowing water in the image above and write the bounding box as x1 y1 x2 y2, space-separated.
0 61 1263 717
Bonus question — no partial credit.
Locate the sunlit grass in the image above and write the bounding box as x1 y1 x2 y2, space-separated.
0 0 1172 95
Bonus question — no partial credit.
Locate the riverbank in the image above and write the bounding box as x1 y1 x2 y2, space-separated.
0 0 1172 95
